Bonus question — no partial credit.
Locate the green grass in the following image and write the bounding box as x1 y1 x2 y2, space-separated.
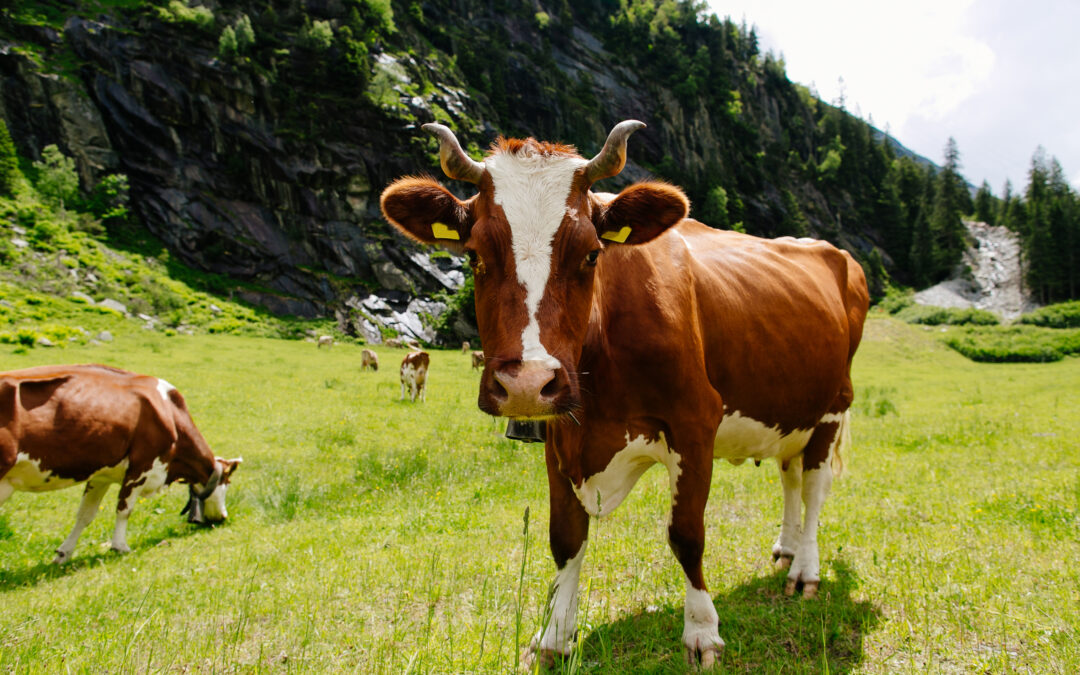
1 317 1079 672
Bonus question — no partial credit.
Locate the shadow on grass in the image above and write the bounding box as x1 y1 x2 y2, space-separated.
0 520 217 592
568 560 879 674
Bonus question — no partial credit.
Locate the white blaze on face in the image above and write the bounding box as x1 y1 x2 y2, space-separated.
486 151 586 368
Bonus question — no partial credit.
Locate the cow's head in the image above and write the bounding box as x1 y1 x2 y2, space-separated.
183 457 241 524
381 121 687 419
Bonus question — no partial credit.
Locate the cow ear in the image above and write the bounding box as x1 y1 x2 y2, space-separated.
223 457 242 478
380 176 473 249
593 182 688 245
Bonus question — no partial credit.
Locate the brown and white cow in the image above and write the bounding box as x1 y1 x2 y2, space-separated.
0 364 241 564
380 121 868 667
317 335 333 348
471 350 485 370
361 348 379 372
462 341 471 354
399 351 429 402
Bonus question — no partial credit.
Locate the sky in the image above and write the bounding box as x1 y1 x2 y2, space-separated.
707 0 1080 193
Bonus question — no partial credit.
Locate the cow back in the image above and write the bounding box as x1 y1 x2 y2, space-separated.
589 220 868 433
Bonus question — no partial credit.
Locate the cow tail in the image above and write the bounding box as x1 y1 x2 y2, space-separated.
831 410 851 478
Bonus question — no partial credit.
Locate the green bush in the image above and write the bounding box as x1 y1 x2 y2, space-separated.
32 145 79 210
156 1 215 30
894 304 999 326
1018 301 1080 329
875 286 914 314
944 326 1080 363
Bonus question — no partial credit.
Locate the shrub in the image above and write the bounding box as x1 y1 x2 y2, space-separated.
944 326 1080 363
84 173 129 225
235 14 255 52
218 26 238 60
32 145 79 211
300 19 334 51
894 304 999 326
156 1 215 30
1018 301 1080 329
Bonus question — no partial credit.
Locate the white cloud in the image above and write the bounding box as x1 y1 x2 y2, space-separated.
706 0 1080 192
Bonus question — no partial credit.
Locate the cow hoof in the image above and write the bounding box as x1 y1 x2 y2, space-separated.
52 550 71 565
520 645 558 671
684 642 723 670
784 577 799 596
773 553 794 571
784 576 820 598
110 544 131 555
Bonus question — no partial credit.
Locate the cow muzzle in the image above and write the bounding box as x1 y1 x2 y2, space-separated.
180 464 224 525
482 361 572 418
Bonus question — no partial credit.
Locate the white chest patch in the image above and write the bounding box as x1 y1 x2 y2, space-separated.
6 452 128 492
486 152 585 368
573 432 681 517
713 410 843 463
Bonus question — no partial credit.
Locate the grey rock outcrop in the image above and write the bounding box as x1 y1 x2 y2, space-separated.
914 221 1039 320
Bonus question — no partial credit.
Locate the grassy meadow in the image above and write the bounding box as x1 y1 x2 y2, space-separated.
0 316 1078 673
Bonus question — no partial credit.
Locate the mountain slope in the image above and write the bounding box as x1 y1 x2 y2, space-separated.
1 1 942 338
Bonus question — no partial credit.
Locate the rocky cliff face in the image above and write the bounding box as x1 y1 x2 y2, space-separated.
914 221 1038 320
0 2 887 341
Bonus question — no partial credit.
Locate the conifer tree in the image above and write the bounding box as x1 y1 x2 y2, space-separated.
928 137 966 280
0 119 18 197
909 171 936 287
974 180 996 225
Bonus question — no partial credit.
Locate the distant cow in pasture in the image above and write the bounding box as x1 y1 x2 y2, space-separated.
361 349 379 372
405 338 421 350
384 337 404 349
399 351 429 402
317 335 333 348
0 364 241 564
380 121 869 666
461 341 471 354
471 351 484 370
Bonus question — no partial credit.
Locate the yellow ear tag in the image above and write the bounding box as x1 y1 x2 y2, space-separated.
601 226 632 243
431 222 460 241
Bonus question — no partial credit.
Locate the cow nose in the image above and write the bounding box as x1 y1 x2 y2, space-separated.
488 361 567 417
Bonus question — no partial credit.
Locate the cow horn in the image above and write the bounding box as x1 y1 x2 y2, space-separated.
422 123 485 184
585 120 646 184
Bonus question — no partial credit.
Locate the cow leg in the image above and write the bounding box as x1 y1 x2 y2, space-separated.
53 480 111 564
772 459 803 570
526 451 590 667
668 451 724 669
785 415 845 599
111 460 169 554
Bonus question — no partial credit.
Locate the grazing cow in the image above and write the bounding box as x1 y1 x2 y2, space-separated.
399 351 429 402
471 351 485 370
0 364 241 564
384 337 404 349
317 335 333 348
404 338 421 350
380 121 869 667
461 341 471 354
361 348 379 372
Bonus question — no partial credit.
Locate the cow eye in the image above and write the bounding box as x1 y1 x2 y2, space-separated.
465 249 484 275
584 249 600 266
